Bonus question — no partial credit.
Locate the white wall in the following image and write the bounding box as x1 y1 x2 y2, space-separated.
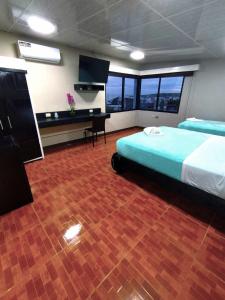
106 111 138 132
2 29 224 147
0 31 139 113
187 59 225 121
141 60 199 71
0 30 139 146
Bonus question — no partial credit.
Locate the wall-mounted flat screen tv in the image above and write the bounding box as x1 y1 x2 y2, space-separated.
79 55 110 83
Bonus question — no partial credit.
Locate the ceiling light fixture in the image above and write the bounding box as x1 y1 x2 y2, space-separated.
27 16 57 35
130 50 145 60
110 38 128 47
116 45 132 51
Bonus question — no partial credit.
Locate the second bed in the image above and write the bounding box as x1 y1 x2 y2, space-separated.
178 119 225 136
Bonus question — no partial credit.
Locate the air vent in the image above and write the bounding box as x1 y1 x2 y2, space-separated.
17 40 61 64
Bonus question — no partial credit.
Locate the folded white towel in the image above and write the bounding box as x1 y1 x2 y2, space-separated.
186 117 203 122
144 127 162 136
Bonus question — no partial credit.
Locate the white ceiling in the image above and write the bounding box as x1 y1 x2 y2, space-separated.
0 0 225 64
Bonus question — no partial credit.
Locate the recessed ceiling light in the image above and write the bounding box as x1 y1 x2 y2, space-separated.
27 16 57 35
130 50 145 60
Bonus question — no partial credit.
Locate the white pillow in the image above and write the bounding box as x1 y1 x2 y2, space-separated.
144 127 162 135
186 117 203 122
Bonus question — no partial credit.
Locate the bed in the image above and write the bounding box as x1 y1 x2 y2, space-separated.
112 126 225 200
178 119 225 136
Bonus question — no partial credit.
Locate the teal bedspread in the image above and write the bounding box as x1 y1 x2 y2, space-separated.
178 120 225 136
116 127 209 181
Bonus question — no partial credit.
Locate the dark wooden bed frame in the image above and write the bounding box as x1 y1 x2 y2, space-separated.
111 152 225 209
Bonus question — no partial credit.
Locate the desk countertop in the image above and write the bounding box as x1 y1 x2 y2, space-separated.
37 112 110 128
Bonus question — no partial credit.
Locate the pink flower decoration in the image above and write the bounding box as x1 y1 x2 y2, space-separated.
67 93 75 111
67 93 75 104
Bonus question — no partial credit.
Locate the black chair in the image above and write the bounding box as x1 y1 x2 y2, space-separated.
84 116 106 147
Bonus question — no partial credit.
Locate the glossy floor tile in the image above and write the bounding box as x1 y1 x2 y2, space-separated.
1 128 225 299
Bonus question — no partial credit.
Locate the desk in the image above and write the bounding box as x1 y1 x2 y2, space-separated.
36 109 110 129
36 109 111 147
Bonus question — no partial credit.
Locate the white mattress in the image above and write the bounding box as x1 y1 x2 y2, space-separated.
181 136 225 199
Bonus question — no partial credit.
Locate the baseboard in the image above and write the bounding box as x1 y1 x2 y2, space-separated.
44 126 141 153
106 126 142 136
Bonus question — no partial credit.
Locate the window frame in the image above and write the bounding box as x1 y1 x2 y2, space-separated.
139 73 186 114
105 71 193 114
105 71 139 113
138 77 161 112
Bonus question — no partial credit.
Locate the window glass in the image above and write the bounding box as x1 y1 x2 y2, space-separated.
124 78 137 110
106 73 186 114
140 78 160 110
158 76 184 112
106 76 122 112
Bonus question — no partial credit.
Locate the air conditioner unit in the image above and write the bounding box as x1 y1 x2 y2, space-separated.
17 40 61 64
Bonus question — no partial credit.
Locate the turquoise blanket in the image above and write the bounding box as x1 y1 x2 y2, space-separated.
178 120 225 136
116 127 209 181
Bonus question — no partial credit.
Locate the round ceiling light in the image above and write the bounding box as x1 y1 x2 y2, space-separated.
27 16 57 35
130 50 145 60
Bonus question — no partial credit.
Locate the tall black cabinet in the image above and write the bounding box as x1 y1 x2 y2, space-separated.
0 69 42 162
0 136 33 215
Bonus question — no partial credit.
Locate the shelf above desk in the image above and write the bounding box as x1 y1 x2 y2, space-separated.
36 108 110 129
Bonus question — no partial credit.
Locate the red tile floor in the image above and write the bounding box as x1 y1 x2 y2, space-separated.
1 128 225 299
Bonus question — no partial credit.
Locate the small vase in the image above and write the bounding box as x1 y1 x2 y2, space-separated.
69 108 76 116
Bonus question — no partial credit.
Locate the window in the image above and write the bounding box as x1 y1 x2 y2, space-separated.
106 73 137 113
124 78 137 110
140 78 159 110
158 77 184 113
105 75 123 113
140 75 184 113
106 72 186 113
